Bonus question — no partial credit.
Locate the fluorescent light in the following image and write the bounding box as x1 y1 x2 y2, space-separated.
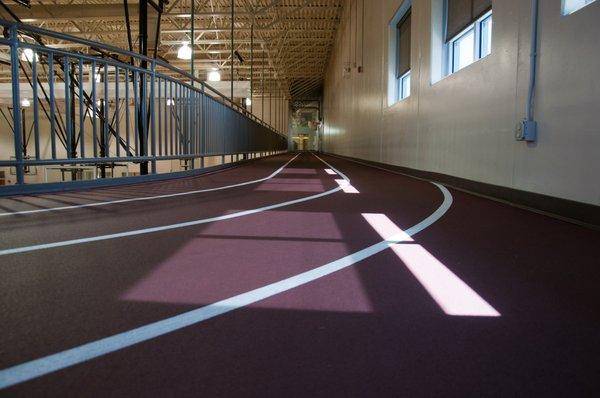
177 42 192 60
21 48 38 62
207 70 221 81
20 98 31 108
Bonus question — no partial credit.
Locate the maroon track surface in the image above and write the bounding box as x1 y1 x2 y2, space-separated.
1 152 599 397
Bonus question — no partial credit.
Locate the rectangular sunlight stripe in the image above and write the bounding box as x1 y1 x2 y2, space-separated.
335 179 359 193
362 213 500 317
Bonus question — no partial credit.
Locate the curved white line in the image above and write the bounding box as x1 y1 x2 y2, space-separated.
0 155 453 389
0 154 299 217
0 153 340 257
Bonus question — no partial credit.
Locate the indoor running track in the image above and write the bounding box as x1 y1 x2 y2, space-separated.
0 152 599 397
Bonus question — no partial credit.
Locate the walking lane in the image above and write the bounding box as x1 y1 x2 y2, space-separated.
0 153 334 251
0 152 444 392
0 154 292 215
7 154 598 396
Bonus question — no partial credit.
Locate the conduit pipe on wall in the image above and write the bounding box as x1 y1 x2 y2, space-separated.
359 0 364 72
518 0 539 142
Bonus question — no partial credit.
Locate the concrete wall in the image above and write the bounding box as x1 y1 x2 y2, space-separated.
322 0 600 205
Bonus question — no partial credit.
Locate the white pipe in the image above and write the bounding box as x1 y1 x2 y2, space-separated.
526 0 539 121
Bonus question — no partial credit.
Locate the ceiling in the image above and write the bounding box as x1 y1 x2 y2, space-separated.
1 0 345 100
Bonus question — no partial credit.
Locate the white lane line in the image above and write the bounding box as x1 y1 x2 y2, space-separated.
0 154 344 257
0 156 452 389
0 154 299 217
362 213 499 317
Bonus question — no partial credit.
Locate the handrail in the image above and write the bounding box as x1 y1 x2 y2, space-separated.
0 19 282 137
0 19 288 187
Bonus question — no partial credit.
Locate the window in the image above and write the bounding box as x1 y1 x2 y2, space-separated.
446 0 492 74
387 2 411 105
396 9 412 100
562 0 597 15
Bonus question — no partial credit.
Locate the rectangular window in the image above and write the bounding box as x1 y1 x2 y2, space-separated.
396 9 411 100
399 70 411 99
446 0 492 42
446 1 492 74
562 0 597 15
479 13 492 57
452 27 475 72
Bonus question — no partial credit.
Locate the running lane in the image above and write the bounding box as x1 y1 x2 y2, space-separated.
0 153 313 250
0 153 294 215
1 153 599 397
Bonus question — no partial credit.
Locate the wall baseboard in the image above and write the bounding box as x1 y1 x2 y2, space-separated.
325 152 600 230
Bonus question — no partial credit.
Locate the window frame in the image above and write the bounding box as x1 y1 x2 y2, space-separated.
446 8 492 75
562 0 598 15
397 70 411 100
395 7 412 101
387 0 412 106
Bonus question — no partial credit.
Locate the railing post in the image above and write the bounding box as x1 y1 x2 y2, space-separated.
9 25 25 185
64 56 72 159
150 60 157 174
201 83 205 160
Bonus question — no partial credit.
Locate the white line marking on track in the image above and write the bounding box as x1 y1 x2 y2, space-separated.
0 153 453 389
0 154 342 257
0 154 299 217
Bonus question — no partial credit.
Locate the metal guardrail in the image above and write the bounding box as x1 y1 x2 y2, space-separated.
0 20 287 186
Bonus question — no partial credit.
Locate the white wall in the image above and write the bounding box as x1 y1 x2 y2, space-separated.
323 0 600 205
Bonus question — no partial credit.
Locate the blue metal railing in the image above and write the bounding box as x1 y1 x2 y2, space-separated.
0 20 287 186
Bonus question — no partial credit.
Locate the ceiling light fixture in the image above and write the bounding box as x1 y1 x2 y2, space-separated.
207 69 221 82
177 41 192 60
21 48 38 63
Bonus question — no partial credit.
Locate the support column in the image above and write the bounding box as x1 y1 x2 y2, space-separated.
138 0 149 175
261 50 265 121
230 0 234 102
191 0 195 86
250 23 254 115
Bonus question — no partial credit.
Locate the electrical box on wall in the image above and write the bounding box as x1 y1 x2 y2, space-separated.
516 120 538 142
343 63 351 79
